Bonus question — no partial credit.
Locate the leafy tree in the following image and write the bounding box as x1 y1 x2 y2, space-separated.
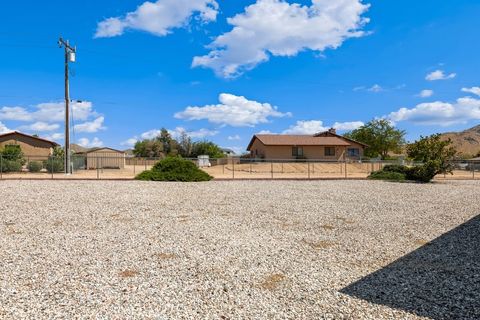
406 134 457 175
345 119 406 159
156 128 179 155
1 145 25 162
133 139 164 157
178 132 194 157
191 141 225 158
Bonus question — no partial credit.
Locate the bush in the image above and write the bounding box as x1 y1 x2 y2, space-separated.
27 161 43 172
44 158 64 173
136 157 213 182
1 159 23 172
405 161 438 183
382 164 409 174
368 170 406 181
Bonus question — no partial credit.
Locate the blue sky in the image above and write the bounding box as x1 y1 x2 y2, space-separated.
0 0 479 153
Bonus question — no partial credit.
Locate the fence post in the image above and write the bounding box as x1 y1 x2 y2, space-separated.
473 162 475 180
144 158 147 171
308 162 310 179
271 161 274 179
250 161 252 174
0 154 2 180
232 158 235 179
50 157 54 180
345 159 348 179
134 158 136 175
97 157 99 179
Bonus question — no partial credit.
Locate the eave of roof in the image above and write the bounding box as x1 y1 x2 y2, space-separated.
247 134 352 150
0 131 59 146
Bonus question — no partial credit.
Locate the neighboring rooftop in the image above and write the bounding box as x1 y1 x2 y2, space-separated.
0 131 59 146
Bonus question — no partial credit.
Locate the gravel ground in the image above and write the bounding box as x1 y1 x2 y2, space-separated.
0 180 479 319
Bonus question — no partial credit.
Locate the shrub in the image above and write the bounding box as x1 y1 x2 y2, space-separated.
44 158 64 173
1 160 23 172
405 161 438 183
368 170 406 181
136 157 213 182
382 164 409 174
27 161 43 172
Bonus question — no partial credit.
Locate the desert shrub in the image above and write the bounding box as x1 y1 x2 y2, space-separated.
1 160 23 172
368 170 406 181
382 164 409 174
136 157 212 182
405 161 439 183
27 161 43 172
44 158 64 173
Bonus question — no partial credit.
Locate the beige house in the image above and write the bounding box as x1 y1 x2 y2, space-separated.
247 129 367 160
76 147 126 169
0 131 58 159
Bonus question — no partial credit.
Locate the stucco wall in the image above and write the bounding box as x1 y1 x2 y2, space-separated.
248 137 365 160
0 136 54 160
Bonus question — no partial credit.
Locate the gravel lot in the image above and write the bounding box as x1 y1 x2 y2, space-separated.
1 180 479 319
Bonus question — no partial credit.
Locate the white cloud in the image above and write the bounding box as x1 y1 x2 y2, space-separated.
257 130 275 134
175 93 291 127
77 137 104 148
228 134 241 141
0 121 11 134
95 0 219 38
425 70 456 81
169 126 218 139
74 116 106 133
283 120 363 134
192 0 370 78
418 89 434 98
18 122 60 132
0 101 97 123
462 87 480 96
42 133 64 142
368 84 383 92
121 138 139 147
388 96 480 126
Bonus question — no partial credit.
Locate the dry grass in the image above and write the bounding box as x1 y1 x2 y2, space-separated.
259 273 286 290
153 253 176 260
119 270 139 278
321 224 335 230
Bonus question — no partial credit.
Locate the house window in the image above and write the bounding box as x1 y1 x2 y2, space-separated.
325 147 335 156
292 146 304 157
347 148 360 157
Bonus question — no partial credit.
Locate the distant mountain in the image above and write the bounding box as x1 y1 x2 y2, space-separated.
440 125 480 158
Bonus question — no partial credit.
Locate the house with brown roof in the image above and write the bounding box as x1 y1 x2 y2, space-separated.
0 131 58 160
247 129 367 160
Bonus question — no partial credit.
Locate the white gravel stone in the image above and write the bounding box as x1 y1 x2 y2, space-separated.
0 180 479 319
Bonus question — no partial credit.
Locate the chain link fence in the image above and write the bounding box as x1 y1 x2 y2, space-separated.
0 154 478 180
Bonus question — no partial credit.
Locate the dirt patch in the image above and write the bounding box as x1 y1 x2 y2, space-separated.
259 273 286 290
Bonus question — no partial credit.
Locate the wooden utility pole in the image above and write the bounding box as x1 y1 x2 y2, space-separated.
58 37 76 174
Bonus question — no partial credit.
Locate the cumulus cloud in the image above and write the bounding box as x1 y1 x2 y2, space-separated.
283 120 363 134
388 97 480 126
74 117 106 133
77 137 104 148
18 122 60 132
175 93 291 127
418 89 434 98
121 138 139 147
192 0 370 78
462 87 480 96
169 126 218 139
425 70 456 81
95 0 219 38
0 121 11 134
0 101 97 123
368 84 383 92
42 133 64 142
228 134 241 141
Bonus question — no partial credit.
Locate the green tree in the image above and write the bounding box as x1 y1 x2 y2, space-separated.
156 128 179 155
133 139 164 157
191 141 225 158
406 134 457 175
345 119 406 159
178 132 194 157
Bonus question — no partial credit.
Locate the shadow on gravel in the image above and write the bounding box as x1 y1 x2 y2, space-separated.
341 215 480 320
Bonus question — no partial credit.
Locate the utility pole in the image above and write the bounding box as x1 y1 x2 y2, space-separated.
58 37 76 174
